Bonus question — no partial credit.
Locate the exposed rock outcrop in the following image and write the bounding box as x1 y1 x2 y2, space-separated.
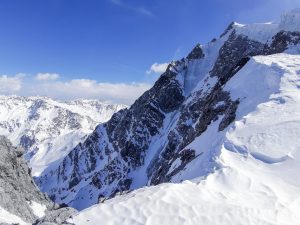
0 136 76 224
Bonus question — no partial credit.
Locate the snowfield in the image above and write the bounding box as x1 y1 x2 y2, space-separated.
69 53 300 225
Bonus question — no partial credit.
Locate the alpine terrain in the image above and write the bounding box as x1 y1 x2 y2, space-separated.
0 96 126 176
1 8 300 225
35 9 300 225
0 135 76 225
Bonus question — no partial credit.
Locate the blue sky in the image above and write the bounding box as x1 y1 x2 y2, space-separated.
0 0 299 104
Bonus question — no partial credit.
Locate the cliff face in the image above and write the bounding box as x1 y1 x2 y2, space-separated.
0 136 75 225
38 13 300 210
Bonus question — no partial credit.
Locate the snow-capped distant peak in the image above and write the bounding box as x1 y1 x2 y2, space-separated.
226 9 300 44
0 95 126 176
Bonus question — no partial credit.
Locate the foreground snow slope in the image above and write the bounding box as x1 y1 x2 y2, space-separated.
0 96 125 176
0 206 30 225
70 54 300 225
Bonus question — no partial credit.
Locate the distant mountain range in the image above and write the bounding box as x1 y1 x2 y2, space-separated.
0 95 126 176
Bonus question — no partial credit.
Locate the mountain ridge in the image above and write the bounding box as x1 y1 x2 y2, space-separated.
38 10 300 211
69 52 300 225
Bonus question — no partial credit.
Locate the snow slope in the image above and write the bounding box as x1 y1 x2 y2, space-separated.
0 206 30 225
0 96 126 176
69 54 300 225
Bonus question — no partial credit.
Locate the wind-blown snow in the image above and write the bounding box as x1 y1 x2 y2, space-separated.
69 53 300 225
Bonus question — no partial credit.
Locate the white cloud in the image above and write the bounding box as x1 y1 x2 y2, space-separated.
26 79 151 105
146 62 169 75
110 0 154 17
135 7 154 17
110 0 122 6
0 74 23 94
0 73 152 105
35 73 60 81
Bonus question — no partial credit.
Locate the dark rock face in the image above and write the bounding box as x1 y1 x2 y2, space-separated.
210 31 266 83
220 21 235 38
148 87 240 184
0 136 49 223
38 23 300 210
147 30 270 185
267 31 300 54
38 64 186 209
187 44 205 60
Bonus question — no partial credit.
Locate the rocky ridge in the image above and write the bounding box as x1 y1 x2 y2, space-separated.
0 136 76 225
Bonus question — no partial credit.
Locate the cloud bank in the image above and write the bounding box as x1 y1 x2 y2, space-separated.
0 73 151 105
0 74 23 94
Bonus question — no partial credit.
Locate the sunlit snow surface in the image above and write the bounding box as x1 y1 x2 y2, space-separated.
70 53 300 225
28 201 47 218
0 206 30 225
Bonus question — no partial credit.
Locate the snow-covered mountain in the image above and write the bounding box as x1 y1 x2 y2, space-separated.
38 9 300 218
0 95 126 176
69 52 300 225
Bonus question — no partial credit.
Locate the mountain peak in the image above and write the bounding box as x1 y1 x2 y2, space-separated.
186 44 204 60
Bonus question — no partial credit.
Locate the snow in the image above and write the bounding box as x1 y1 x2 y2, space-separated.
28 201 47 218
182 33 228 95
69 53 300 225
232 9 300 43
234 22 278 43
0 96 126 176
0 206 30 225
